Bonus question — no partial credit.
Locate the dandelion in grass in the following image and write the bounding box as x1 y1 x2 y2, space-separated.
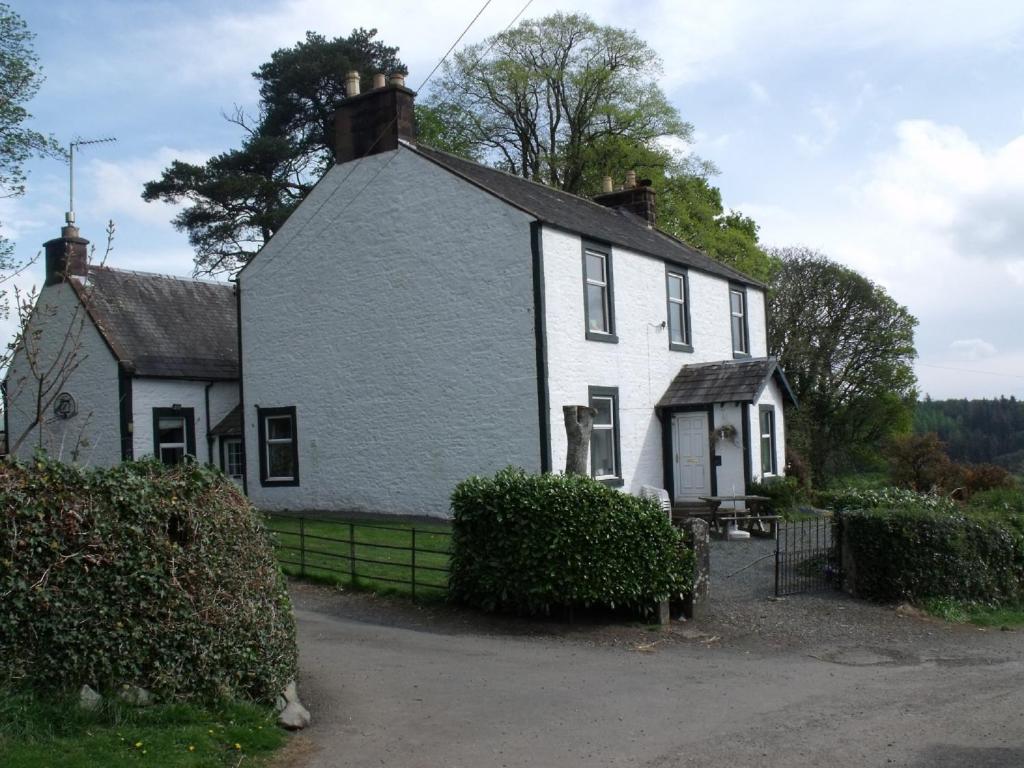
234 742 242 750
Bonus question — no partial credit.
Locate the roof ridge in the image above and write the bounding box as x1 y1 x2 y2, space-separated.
89 265 232 288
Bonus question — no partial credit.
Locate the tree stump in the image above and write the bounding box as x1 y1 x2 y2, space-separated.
563 405 596 475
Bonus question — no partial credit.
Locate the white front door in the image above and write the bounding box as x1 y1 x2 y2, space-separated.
673 412 711 500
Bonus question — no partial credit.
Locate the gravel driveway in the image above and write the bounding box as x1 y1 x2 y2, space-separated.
275 541 1024 768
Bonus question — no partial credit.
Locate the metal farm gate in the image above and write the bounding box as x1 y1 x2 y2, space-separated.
774 516 841 596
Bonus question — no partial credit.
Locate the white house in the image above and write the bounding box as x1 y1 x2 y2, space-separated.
237 73 795 516
3 228 241 480
6 73 794 518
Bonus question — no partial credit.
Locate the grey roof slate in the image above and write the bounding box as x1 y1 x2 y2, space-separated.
210 404 242 437
79 267 238 380
407 142 763 288
657 357 797 409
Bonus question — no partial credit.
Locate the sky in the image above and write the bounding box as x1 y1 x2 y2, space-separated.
4 0 1024 400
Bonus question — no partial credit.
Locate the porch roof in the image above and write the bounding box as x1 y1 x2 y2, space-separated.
209 404 242 437
657 357 797 409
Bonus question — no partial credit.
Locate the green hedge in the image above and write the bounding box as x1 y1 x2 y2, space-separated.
839 507 1024 603
0 457 296 702
449 467 693 615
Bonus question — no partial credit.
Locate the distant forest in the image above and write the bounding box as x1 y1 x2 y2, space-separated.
914 396 1024 472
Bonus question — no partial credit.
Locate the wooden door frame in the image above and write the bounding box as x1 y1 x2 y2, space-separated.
660 404 718 504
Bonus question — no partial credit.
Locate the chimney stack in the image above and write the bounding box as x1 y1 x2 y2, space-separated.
593 171 657 227
332 70 416 164
43 224 89 286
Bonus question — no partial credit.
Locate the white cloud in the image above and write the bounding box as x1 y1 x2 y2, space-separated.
795 104 840 156
949 338 997 361
748 80 770 104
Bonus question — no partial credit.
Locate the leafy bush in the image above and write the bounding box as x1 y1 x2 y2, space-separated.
958 463 1017 498
884 432 951 492
0 457 296 702
449 467 693 615
818 486 957 515
749 476 806 516
966 487 1024 517
839 507 1024 603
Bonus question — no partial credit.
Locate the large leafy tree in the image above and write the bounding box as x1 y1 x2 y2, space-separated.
424 12 702 195
143 30 404 276
768 247 918 480
422 12 774 281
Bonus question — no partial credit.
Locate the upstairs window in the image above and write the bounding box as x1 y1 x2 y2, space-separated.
152 408 195 466
759 405 777 476
588 386 622 485
258 406 299 486
666 269 692 351
730 287 749 357
582 242 617 342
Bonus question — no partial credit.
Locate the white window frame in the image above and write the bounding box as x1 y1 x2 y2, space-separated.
223 437 244 481
759 406 777 476
157 416 187 464
730 287 749 355
588 386 621 484
666 270 690 349
264 414 295 482
585 249 610 333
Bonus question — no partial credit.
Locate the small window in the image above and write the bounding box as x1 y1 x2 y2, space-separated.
222 437 245 482
152 408 195 466
588 386 622 485
730 287 749 356
258 406 299 486
666 269 691 351
582 242 617 342
759 406 777 475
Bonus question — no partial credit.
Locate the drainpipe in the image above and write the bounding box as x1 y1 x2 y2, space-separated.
204 381 214 467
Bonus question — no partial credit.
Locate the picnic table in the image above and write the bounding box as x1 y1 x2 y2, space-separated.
696 494 778 539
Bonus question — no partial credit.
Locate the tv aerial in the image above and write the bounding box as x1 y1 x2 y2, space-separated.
66 136 117 226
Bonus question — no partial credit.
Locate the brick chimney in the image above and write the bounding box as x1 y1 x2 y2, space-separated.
43 224 89 286
593 171 657 227
333 70 415 164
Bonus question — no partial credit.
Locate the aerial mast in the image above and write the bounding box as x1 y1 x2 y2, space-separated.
67 136 117 225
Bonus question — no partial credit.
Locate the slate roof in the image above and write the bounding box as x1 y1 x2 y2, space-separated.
210 404 242 437
407 142 763 288
77 267 238 380
657 357 797 409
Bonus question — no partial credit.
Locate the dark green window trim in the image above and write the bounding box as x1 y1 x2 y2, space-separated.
152 407 196 465
730 283 750 359
758 404 778 476
588 385 623 487
581 240 618 343
257 405 300 487
665 264 693 353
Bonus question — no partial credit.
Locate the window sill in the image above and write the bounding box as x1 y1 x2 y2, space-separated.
732 351 751 360
586 330 619 344
596 476 625 487
669 341 694 353
260 478 299 487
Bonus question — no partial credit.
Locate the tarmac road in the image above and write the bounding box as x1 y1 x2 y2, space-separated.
281 584 1024 768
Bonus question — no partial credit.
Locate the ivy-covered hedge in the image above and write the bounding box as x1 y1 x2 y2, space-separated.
449 467 693 615
0 457 296 702
839 507 1024 603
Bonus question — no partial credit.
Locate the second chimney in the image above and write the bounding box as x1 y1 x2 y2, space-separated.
43 224 90 286
593 172 657 227
333 71 415 164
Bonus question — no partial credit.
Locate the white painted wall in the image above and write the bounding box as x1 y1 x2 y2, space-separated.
749 378 788 482
541 225 769 496
240 148 540 516
131 378 238 464
4 282 122 466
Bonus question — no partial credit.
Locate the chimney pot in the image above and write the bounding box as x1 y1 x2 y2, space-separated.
389 72 406 88
373 73 387 89
601 176 613 193
625 170 637 189
345 70 361 97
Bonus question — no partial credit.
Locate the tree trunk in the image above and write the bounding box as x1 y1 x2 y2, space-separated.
563 405 596 475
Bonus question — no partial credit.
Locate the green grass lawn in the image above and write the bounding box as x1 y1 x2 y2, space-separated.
922 598 1024 629
0 691 285 768
264 514 452 599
